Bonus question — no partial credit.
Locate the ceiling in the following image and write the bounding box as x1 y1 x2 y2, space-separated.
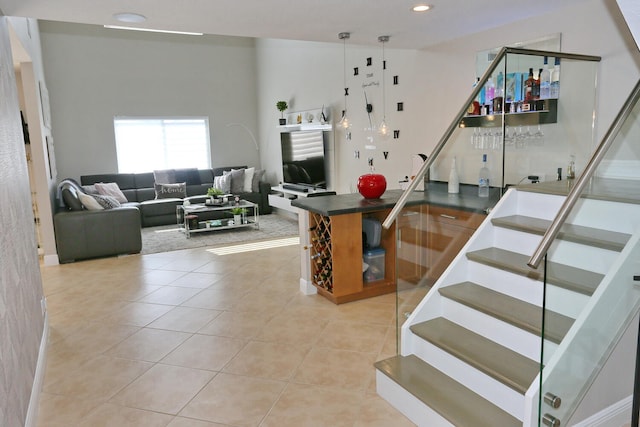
0 0 588 49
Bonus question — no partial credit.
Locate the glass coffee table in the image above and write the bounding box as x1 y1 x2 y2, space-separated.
176 200 259 238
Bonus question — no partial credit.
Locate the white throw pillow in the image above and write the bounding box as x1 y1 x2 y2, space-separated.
78 192 104 210
243 167 255 192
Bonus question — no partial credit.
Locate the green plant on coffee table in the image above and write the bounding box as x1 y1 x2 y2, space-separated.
230 207 247 215
207 187 223 197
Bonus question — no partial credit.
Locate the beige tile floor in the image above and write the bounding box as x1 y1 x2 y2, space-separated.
38 238 416 426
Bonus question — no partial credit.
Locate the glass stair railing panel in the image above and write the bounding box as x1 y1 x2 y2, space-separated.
537 79 640 426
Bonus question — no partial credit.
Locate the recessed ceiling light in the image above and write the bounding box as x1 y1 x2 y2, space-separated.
412 4 433 12
113 12 147 23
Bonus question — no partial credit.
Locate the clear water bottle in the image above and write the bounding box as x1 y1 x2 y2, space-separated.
478 154 490 198
539 56 551 99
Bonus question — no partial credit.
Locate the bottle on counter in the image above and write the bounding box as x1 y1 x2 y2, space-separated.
448 157 460 194
550 58 561 98
567 154 576 179
539 56 551 99
478 154 490 198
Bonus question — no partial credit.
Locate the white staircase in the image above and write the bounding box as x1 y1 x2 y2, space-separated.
376 187 640 426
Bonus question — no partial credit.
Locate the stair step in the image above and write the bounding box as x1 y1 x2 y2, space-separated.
492 214 630 251
410 317 539 394
466 247 603 295
439 281 573 344
375 354 520 427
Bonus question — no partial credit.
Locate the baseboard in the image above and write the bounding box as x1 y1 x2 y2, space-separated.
572 395 632 427
299 278 317 295
43 254 59 266
24 313 49 427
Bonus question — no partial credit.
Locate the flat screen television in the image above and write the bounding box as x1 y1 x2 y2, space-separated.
280 130 328 189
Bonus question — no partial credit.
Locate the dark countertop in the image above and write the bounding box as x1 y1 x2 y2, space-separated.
291 183 500 217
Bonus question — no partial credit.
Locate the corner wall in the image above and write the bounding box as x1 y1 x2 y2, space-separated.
0 16 47 427
38 21 261 181
255 0 640 193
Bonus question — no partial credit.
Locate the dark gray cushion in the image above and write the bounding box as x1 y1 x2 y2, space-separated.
175 168 201 185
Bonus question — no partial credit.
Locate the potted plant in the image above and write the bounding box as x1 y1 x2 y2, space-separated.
230 207 247 224
276 101 288 125
206 187 223 204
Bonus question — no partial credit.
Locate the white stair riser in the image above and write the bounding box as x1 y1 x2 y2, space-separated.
465 262 590 318
568 198 640 234
547 240 621 275
491 227 543 255
515 192 565 219
376 371 455 427
410 335 525 420
465 262 544 305
439 298 548 361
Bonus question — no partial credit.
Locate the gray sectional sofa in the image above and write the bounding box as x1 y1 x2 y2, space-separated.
80 166 271 227
54 166 271 263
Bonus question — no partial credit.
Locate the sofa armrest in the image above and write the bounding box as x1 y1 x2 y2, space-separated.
54 207 142 263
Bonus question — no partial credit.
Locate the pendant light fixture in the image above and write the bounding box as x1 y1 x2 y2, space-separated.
377 35 390 139
338 32 351 130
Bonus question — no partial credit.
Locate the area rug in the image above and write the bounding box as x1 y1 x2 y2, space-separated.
140 214 299 254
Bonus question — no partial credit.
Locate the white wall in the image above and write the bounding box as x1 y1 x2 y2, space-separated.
255 0 640 193
0 16 47 427
39 21 261 181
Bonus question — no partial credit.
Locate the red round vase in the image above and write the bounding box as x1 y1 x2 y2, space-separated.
357 173 387 199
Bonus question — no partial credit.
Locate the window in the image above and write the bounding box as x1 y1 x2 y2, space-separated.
114 117 211 173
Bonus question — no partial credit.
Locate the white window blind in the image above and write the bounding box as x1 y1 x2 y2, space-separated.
114 117 211 173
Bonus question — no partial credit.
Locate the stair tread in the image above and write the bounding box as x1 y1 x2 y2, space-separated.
410 317 538 394
492 214 630 251
375 354 520 427
439 281 573 343
466 247 603 295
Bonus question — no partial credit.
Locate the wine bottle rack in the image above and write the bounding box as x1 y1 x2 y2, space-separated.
309 212 333 293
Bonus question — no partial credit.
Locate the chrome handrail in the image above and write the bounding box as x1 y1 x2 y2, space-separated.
527 78 640 269
382 47 601 230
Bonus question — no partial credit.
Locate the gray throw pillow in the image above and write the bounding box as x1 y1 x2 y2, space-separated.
252 169 265 192
155 182 187 199
226 169 245 194
153 169 176 184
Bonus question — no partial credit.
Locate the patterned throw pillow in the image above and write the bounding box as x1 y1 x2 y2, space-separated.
92 194 121 209
213 174 231 194
154 182 187 199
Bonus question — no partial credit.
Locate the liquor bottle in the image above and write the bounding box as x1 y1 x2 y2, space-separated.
524 68 535 101
485 77 495 112
493 72 504 113
448 157 460 194
478 154 490 198
550 58 561 98
539 56 551 99
534 68 542 100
